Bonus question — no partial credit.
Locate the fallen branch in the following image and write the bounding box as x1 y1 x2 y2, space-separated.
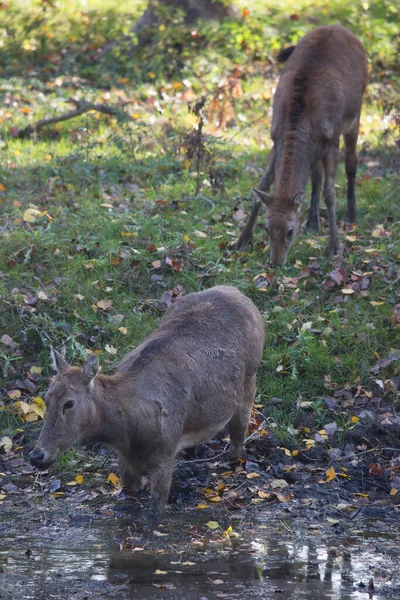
17 99 119 138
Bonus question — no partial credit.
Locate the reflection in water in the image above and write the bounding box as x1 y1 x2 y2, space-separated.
0 511 397 600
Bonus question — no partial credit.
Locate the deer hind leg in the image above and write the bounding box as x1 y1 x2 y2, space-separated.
305 160 323 232
344 121 360 225
236 146 276 251
323 146 341 259
228 375 256 460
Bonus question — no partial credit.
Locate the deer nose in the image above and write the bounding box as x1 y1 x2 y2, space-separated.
30 448 45 468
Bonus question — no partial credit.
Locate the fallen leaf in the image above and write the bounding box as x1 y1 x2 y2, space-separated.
97 299 112 311
23 208 42 223
205 520 219 530
105 344 117 355
108 472 120 487
0 436 12 453
271 479 289 489
1 334 19 350
326 466 336 482
76 474 84 484
276 492 291 503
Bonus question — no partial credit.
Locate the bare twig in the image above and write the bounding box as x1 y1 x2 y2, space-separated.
17 100 119 138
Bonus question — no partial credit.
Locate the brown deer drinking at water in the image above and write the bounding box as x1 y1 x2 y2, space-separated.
236 25 368 265
30 286 265 522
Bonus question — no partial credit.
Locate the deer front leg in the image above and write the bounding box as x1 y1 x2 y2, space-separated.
236 145 276 251
305 161 323 232
118 455 143 492
148 458 174 524
235 198 263 250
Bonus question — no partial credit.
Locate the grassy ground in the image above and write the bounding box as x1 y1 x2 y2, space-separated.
0 0 399 451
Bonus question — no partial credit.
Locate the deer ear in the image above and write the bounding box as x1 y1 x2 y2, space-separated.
252 188 273 206
291 191 304 209
50 347 69 374
82 354 99 386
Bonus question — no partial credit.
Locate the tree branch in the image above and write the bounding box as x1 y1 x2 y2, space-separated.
17 100 118 138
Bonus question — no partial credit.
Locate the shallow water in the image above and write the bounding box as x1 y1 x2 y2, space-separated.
1 507 399 599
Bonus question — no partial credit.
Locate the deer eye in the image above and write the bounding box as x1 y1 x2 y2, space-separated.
287 228 294 239
63 400 75 410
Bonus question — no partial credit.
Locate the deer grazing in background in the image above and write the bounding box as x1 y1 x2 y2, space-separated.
236 25 368 265
30 286 265 522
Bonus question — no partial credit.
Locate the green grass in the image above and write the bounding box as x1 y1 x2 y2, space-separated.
0 0 399 444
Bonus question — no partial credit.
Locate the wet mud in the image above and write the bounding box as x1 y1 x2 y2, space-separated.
1 498 400 600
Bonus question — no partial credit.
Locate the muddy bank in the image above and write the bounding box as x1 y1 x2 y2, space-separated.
1 499 400 600
1 423 400 600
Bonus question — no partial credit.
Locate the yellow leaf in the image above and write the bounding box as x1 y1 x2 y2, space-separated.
389 488 398 496
33 396 45 409
258 490 272 499
44 154 52 161
133 113 141 119
370 301 384 306
304 439 315 450
246 472 260 479
23 208 41 223
154 569 168 575
292 449 299 457
354 493 369 498
209 496 222 502
76 474 84 484
15 401 31 416
223 525 233 536
0 494 6 500
0 183 5 192
30 366 43 374
341 288 355 295
148 72 156 79
326 466 336 482
276 492 291 503
118 327 128 335
205 521 219 529
21 107 31 114
278 447 292 457
351 416 360 423
108 472 120 487
97 299 112 311
28 403 45 419
195 503 209 509
24 411 39 422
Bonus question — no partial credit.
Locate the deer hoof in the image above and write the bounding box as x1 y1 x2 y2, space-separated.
236 236 252 251
303 217 319 232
